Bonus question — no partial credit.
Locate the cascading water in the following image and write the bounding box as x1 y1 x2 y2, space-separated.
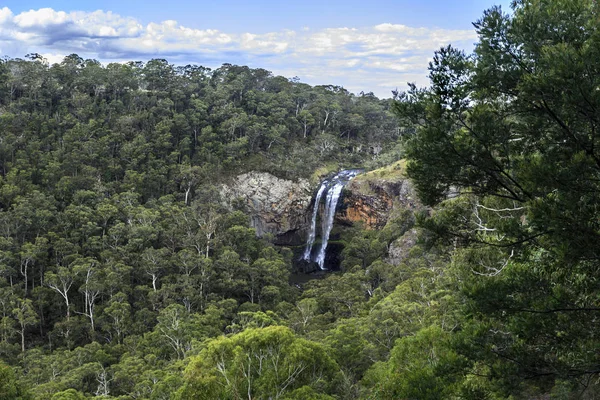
303 170 360 270
302 180 328 261
314 179 345 269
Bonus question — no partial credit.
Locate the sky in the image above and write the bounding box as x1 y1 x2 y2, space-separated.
0 0 512 98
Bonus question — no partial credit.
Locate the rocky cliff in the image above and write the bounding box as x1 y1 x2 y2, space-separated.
220 172 313 244
335 171 423 267
386 228 419 266
220 167 422 257
336 176 419 229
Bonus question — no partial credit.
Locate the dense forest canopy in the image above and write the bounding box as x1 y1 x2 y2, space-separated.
1 0 600 399
0 55 399 192
0 50 405 399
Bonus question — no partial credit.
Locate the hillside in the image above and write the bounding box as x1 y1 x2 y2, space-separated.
2 1 600 398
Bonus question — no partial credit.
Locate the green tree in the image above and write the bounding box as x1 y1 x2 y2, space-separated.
12 299 37 353
0 362 31 399
396 0 600 393
362 327 467 400
102 292 131 344
50 389 86 400
177 326 337 400
152 304 194 360
72 257 102 333
45 266 77 319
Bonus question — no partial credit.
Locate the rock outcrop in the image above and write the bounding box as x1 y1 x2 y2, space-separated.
336 177 419 229
386 228 419 266
220 172 313 244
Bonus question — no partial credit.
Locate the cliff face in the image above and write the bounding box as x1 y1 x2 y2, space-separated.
336 177 419 229
220 169 421 252
220 172 312 244
336 175 423 267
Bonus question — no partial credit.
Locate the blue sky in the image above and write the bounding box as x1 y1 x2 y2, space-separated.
0 0 512 97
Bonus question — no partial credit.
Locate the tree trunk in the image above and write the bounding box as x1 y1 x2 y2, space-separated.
20 327 25 353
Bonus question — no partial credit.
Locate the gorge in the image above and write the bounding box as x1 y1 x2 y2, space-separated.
2 2 595 396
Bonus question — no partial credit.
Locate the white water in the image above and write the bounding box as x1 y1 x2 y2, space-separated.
303 170 360 270
314 178 345 269
302 181 328 261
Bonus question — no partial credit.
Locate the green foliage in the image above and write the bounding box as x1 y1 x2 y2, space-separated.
395 0 600 396
50 389 86 400
7 2 600 396
341 228 387 270
177 326 338 399
0 54 402 398
0 362 31 400
363 327 467 400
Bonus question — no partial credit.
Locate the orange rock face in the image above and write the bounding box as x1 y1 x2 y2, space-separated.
335 178 418 229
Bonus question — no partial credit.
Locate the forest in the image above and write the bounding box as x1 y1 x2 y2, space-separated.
1 0 600 399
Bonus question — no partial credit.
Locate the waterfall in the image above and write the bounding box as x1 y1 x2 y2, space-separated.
303 170 360 270
302 180 328 261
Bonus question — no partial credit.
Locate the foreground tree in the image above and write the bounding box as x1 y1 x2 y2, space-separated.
176 326 338 399
397 0 600 395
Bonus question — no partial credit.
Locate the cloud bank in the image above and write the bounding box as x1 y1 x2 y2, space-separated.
0 7 477 98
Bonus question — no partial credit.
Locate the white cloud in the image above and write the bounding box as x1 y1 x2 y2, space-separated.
0 7 479 98
14 8 69 28
0 7 13 24
374 23 428 35
39 51 66 64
